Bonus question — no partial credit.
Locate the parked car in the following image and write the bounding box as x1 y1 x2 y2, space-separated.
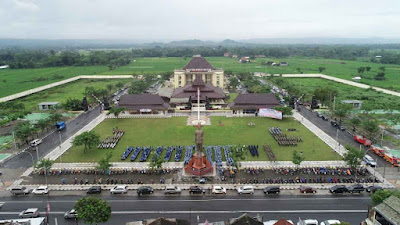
321 115 328 121
330 121 338 127
237 185 254 194
199 177 206 184
329 185 349 194
338 125 346 131
137 186 154 195
298 219 318 225
30 139 42 147
363 155 377 167
64 209 78 219
299 186 316 193
316 112 323 118
189 186 205 194
164 186 181 195
212 186 226 194
19 208 40 218
320 220 341 225
366 185 383 193
263 186 280 194
10 187 32 195
32 186 48 195
348 184 365 193
110 185 128 194
87 186 102 194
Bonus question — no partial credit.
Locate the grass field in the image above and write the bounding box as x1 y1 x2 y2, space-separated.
1 56 400 98
58 116 340 163
13 79 130 112
280 78 400 110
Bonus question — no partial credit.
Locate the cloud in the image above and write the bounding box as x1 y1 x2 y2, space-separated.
13 0 39 11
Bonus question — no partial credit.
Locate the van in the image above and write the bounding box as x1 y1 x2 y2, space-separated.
30 139 42 147
363 155 377 167
10 187 32 195
263 186 280 194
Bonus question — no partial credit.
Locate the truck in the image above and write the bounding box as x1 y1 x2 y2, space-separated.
354 134 371 147
56 121 66 131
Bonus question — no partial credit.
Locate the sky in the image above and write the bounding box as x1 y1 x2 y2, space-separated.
1 0 400 41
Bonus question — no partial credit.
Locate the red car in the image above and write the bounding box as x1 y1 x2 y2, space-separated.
299 186 317 193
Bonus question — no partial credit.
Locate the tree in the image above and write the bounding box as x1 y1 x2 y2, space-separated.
14 121 35 144
75 197 111 225
48 112 63 124
229 76 239 90
313 87 338 106
106 84 114 94
35 118 50 132
343 145 364 180
250 84 270 93
97 152 112 171
366 66 371 72
115 82 124 89
63 98 82 111
129 79 148 94
332 103 352 124
371 189 400 206
274 106 293 116
292 150 305 168
150 154 164 170
362 119 380 141
72 131 101 153
318 67 326 73
374 72 386 80
35 158 54 185
379 66 385 72
348 116 361 132
107 107 125 118
357 67 365 74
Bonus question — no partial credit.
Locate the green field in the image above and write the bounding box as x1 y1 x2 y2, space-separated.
13 79 130 112
0 66 108 97
59 116 340 163
280 78 400 110
1 56 400 98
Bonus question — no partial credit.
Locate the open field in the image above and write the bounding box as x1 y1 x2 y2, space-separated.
58 116 340 163
13 79 130 112
279 78 400 110
1 56 400 98
0 66 108 97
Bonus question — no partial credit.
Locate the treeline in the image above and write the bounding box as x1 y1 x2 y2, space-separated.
2 45 400 69
0 50 132 69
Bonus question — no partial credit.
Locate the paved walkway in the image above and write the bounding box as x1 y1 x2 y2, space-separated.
282 74 400 97
293 111 348 157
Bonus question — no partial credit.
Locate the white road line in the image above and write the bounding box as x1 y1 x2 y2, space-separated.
2 197 370 204
0 210 368 215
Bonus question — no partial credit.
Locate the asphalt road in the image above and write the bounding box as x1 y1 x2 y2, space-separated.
3 105 102 169
0 195 370 225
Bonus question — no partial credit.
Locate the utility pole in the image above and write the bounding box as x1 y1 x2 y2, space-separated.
35 145 39 161
12 131 17 155
333 96 336 112
380 131 384 147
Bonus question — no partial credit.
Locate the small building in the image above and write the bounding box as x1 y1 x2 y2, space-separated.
229 213 263 225
279 62 289 66
341 100 363 109
0 217 46 225
38 102 60 110
229 93 280 115
156 86 174 102
232 54 238 58
239 57 250 63
352 76 362 81
364 196 400 225
376 55 382 58
117 94 170 115
224 53 230 57
0 65 9 69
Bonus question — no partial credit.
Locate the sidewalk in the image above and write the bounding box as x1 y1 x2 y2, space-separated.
293 111 347 157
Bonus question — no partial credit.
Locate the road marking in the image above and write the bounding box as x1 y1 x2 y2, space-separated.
55 218 58 225
0 209 368 215
2 196 370 204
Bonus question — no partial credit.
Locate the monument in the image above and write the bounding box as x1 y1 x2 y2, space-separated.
184 124 213 176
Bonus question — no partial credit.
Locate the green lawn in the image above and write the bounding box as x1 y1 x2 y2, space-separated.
59 116 340 163
226 93 238 103
279 78 400 110
2 56 400 98
13 79 130 112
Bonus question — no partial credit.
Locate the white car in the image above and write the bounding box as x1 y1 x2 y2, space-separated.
164 186 181 194
320 220 341 225
110 185 128 194
32 186 48 195
237 185 254 194
30 139 42 147
363 155 377 167
298 219 318 225
19 208 40 218
212 186 226 194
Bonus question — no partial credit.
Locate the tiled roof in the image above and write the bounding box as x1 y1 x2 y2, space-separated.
375 196 400 225
117 94 170 110
229 93 280 110
273 219 293 225
230 214 263 225
183 57 215 70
